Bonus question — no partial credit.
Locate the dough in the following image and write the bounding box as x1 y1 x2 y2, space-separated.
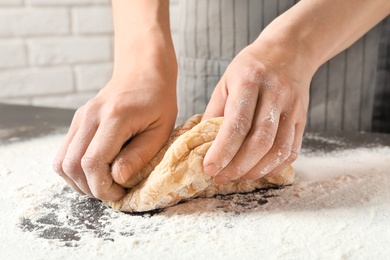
107 114 294 212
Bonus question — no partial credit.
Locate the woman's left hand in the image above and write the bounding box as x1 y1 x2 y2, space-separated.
202 37 312 184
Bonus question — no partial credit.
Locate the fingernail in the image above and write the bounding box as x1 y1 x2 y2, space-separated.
203 163 220 176
214 175 230 185
117 162 131 184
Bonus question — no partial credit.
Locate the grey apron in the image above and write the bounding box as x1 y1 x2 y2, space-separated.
176 0 384 132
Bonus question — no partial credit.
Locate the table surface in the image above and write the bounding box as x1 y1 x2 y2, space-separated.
2 103 390 149
0 103 74 144
1 103 390 259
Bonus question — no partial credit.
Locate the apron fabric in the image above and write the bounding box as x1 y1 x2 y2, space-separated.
176 0 384 133
372 17 390 132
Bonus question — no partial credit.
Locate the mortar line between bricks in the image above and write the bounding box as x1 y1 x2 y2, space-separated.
25 58 113 68
0 65 72 72
24 4 111 8
34 60 112 68
0 90 93 100
0 61 113 72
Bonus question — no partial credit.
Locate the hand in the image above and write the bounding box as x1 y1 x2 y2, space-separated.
201 0 390 184
53 64 177 201
202 37 312 184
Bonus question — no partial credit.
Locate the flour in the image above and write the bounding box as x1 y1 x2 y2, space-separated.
1 134 390 260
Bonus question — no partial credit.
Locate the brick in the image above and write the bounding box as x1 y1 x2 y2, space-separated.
27 0 109 6
32 91 97 109
0 8 69 37
28 36 112 66
0 39 27 69
74 63 113 91
72 6 113 34
0 67 73 98
0 0 23 5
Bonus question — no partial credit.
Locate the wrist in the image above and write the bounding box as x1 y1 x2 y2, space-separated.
251 29 317 85
112 36 177 81
111 0 177 84
254 15 322 78
256 0 390 74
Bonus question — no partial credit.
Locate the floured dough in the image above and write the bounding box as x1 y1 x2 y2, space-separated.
107 114 294 212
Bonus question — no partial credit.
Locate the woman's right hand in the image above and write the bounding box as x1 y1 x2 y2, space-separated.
53 0 177 202
53 56 178 202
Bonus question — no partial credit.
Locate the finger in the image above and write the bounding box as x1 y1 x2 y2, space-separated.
266 121 305 177
52 109 81 175
61 121 98 197
203 81 259 177
81 118 131 201
213 100 280 184
111 128 170 185
202 78 227 121
53 109 88 194
241 112 296 181
56 171 84 195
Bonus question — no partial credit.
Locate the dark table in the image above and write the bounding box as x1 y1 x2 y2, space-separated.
1 103 390 150
0 103 74 144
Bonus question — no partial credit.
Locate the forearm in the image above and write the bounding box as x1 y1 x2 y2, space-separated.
257 0 390 75
111 0 177 82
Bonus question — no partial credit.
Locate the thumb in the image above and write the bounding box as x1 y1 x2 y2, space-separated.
111 128 169 186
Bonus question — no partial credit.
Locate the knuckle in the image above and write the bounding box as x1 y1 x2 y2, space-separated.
73 105 86 120
275 145 292 161
276 85 289 100
273 142 300 166
83 98 102 118
84 97 100 109
265 79 290 102
102 100 126 118
88 177 113 200
80 156 100 173
221 166 242 180
89 186 106 199
52 158 63 174
104 105 119 118
286 149 299 163
62 157 81 175
227 113 252 137
252 128 275 149
238 113 252 132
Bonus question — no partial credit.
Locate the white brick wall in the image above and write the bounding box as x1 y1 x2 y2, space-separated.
0 0 23 6
0 67 73 97
0 0 180 109
0 8 69 36
0 39 27 69
28 36 112 65
72 7 113 34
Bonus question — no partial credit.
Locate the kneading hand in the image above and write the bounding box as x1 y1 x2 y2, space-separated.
202 36 312 184
202 0 390 184
53 70 177 201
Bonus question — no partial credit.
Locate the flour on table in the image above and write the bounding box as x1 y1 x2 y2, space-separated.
1 134 390 260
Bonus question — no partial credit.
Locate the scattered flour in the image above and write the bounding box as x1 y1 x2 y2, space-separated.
0 134 390 260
